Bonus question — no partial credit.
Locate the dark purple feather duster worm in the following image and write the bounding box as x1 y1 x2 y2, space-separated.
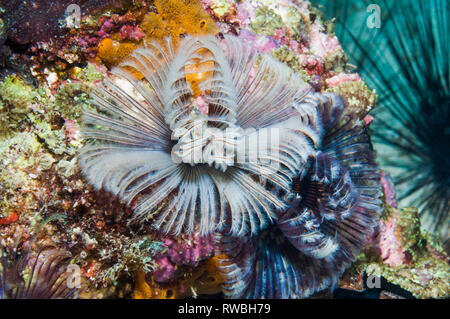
215 93 382 298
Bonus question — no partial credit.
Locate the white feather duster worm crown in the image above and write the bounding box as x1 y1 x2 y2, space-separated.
79 35 322 237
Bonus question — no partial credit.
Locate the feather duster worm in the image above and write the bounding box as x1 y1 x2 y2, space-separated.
79 35 318 236
0 239 76 299
215 93 382 298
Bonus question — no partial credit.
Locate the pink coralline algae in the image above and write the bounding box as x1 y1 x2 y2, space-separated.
272 28 302 55
298 54 325 76
309 22 342 59
192 95 209 115
63 119 80 142
381 171 398 208
378 213 408 268
118 25 145 42
326 73 362 88
86 16 145 56
288 39 301 54
152 234 215 283
364 114 374 126
95 17 145 42
237 29 280 53
234 2 255 27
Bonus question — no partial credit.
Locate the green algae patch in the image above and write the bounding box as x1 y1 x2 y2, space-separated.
250 6 283 36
